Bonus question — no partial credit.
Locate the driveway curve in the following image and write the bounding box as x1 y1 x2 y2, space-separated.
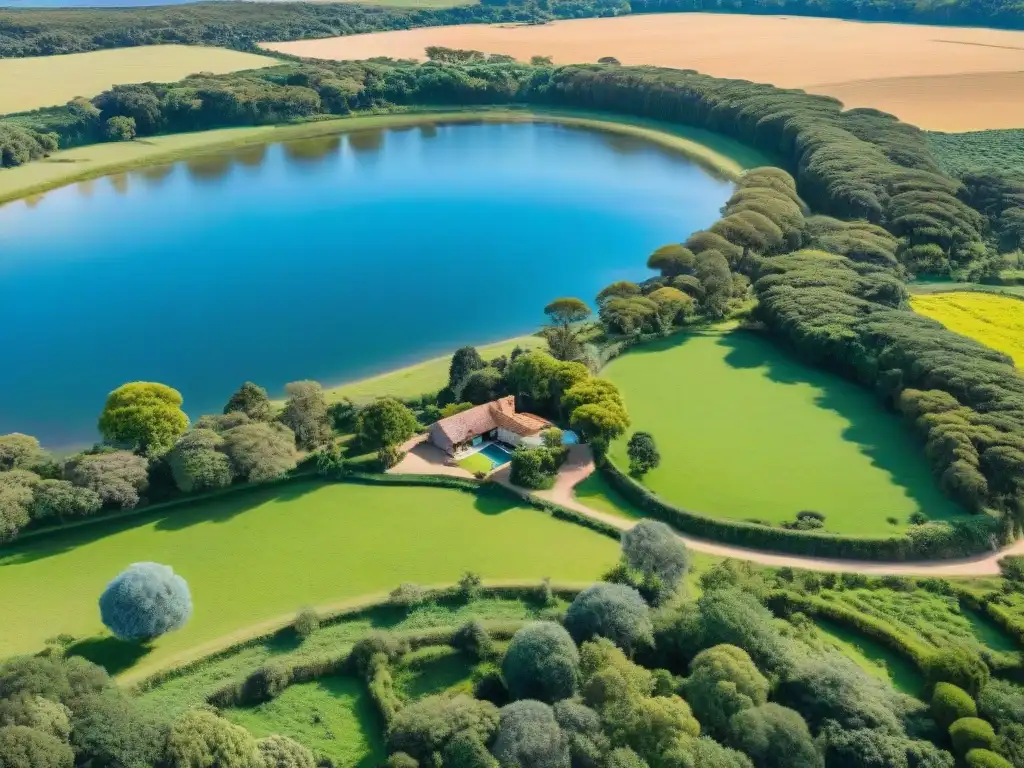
524 446 1023 577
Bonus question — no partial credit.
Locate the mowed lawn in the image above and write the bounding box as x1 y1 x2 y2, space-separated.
0 481 616 671
911 292 1024 368
0 45 277 115
604 330 963 535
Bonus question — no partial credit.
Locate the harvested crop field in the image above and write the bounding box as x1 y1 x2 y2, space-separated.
911 292 1024 367
266 14 1024 130
0 45 277 115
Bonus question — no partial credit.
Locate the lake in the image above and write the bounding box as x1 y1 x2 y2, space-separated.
0 121 734 448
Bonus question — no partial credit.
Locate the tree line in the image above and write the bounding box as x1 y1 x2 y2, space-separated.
1 0 1022 61
3 56 1008 278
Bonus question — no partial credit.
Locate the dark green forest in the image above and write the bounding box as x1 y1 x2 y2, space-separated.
1 0 1023 60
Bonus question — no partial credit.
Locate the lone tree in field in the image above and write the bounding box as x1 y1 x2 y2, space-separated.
626 432 660 476
99 562 192 642
503 622 580 703
621 520 689 602
544 297 591 362
224 382 272 421
98 382 188 456
356 398 420 468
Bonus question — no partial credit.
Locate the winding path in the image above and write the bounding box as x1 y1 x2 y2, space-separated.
498 446 1024 577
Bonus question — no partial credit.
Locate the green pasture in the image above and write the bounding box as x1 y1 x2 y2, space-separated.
227 675 384 768
0 481 616 673
603 329 964 535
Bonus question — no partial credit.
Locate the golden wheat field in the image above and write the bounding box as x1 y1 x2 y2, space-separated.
265 14 1024 131
0 45 278 115
911 292 1024 367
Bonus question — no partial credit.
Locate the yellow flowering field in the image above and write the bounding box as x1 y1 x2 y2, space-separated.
911 292 1024 367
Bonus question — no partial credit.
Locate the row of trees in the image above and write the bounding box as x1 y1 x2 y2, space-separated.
3 55 1004 276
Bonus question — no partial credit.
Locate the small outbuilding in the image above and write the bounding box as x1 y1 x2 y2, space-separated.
427 396 551 457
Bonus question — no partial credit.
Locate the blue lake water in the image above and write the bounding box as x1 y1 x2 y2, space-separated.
0 121 734 448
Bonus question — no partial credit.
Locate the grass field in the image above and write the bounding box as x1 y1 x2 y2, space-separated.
266 13 1024 131
911 292 1024 367
226 675 385 768
0 45 276 115
322 334 544 405
602 329 964 535
0 480 616 672
457 452 496 475
927 128 1024 176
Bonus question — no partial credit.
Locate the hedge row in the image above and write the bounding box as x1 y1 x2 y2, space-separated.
599 458 998 561
135 582 577 694
769 590 934 670
207 620 527 709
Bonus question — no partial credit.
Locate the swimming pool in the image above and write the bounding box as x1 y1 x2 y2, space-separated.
479 442 514 468
562 430 579 445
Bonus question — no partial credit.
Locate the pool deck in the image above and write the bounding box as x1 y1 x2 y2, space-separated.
390 434 474 478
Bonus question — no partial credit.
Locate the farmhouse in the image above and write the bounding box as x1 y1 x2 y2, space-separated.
428 396 551 456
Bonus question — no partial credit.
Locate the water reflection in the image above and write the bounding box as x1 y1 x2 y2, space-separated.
346 129 385 153
281 135 342 164
134 163 175 188
108 173 129 195
184 154 233 184
231 144 268 168
419 123 439 140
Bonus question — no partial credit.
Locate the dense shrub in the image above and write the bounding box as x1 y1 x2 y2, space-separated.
564 583 653 654
350 632 410 676
978 680 1024 729
950 718 997 756
932 683 977 730
727 704 821 768
553 700 609 768
293 607 320 639
926 648 991 697
453 620 495 661
164 710 262 768
503 622 580 703
683 645 769 739
0 725 73 768
257 735 316 768
492 700 570 768
994 724 1024 768
98 562 192 641
387 694 499 768
621 520 688 600
966 750 1013 768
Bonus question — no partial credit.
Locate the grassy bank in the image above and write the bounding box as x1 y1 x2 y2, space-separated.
317 335 545 405
602 327 964 535
0 480 616 673
0 106 769 207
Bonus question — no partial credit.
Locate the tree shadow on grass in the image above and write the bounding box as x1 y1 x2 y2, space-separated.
67 635 152 676
717 330 963 523
0 479 326 567
472 484 522 516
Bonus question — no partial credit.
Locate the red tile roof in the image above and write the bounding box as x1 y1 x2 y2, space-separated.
433 396 550 445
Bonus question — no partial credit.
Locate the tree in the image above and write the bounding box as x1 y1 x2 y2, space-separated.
98 382 188 455
503 622 580 703
0 434 45 471
570 403 629 445
626 432 660 476
542 428 564 450
387 694 499 768
30 480 101 522
224 382 272 421
564 583 653 654
647 244 696 277
167 429 234 493
727 704 821 768
257 735 316 768
0 695 71 740
356 398 419 467
293 607 320 639
462 367 504 405
926 647 990 697
450 347 486 391
0 470 39 542
932 682 977 730
70 688 166 768
648 287 693 331
606 748 647 768
0 726 73 768
683 645 769 739
221 422 297 483
509 447 561 490
164 710 263 768
978 680 1024 730
64 451 149 509
278 381 332 450
553 700 609 768
662 737 753 768
994 724 1024 768
621 520 688 599
104 115 136 141
99 562 192 641
695 250 733 319
444 732 499 768
545 298 591 329
492 700 570 768
820 724 911 768
966 750 1013 768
